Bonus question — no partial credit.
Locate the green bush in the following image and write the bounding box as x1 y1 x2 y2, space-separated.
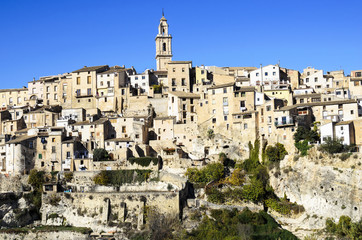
28 169 45 191
64 172 73 182
295 139 311 156
93 148 110 161
128 157 158 167
241 179 266 203
294 126 319 143
206 187 225 204
319 137 344 154
184 208 298 240
339 153 351 161
325 215 362 239
265 198 291 215
94 170 151 186
185 163 224 183
266 143 288 162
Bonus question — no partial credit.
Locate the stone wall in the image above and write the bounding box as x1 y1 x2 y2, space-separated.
0 231 89 240
41 190 181 232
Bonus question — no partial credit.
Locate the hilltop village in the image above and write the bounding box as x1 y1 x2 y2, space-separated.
0 15 361 239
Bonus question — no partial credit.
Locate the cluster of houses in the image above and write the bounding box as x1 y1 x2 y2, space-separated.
0 15 361 176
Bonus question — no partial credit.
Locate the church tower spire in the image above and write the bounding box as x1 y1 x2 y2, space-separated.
155 13 172 71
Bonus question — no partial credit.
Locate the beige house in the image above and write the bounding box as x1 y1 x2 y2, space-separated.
0 88 29 110
349 70 362 98
167 61 193 92
153 116 175 141
108 116 148 144
71 118 110 152
71 65 109 109
5 135 36 175
23 107 61 128
168 91 200 124
35 127 65 172
96 66 135 113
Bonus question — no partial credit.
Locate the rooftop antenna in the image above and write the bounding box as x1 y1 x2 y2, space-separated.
162 8 164 17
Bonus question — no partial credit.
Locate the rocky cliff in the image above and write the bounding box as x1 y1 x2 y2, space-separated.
269 148 361 237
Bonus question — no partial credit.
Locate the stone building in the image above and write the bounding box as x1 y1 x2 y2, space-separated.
71 65 110 109
155 14 173 71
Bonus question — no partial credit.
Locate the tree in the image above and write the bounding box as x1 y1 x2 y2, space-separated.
294 126 319 143
207 129 215 140
266 143 288 162
319 137 344 154
28 169 45 191
93 148 109 161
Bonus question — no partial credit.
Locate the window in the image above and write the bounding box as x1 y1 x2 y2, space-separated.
38 154 42 159
162 43 166 51
181 78 186 86
224 116 227 121
212 109 216 114
273 72 276 76
351 110 354 114
122 126 126 133
41 161 44 167
172 78 176 86
66 151 70 158
212 90 215 95
87 88 91 95
172 68 176 72
201 70 205 74
135 76 138 80
223 97 228 106
54 86 58 91
223 88 227 93
240 101 245 108
54 94 58 100
76 77 80 85
182 68 185 72
87 76 91 84
265 72 268 76
244 123 248 129
266 105 271 111
256 73 259 77
355 72 362 77
76 89 80 96
306 78 309 83
52 138 55 142
142 76 145 79
105 97 107 102
212 118 216 123
314 77 318 82
46 93 50 99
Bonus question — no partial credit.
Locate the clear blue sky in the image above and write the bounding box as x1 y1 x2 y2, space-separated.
0 0 361 89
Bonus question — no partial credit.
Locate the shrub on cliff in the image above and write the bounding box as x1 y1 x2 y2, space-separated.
185 163 224 183
325 215 362 239
266 143 288 162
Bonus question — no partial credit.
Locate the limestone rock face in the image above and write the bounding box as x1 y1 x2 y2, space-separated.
269 152 361 237
0 193 37 227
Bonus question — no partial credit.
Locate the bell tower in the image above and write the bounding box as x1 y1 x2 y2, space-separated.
155 13 172 71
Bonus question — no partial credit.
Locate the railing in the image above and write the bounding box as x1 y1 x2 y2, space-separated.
275 119 294 127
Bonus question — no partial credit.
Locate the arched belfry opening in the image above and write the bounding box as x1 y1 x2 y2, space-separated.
155 13 173 71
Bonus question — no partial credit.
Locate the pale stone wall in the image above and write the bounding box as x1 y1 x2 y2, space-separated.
41 190 181 232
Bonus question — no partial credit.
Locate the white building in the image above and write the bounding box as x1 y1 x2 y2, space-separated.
129 70 157 95
250 65 288 90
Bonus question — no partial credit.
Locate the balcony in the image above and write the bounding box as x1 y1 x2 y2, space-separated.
275 119 294 127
